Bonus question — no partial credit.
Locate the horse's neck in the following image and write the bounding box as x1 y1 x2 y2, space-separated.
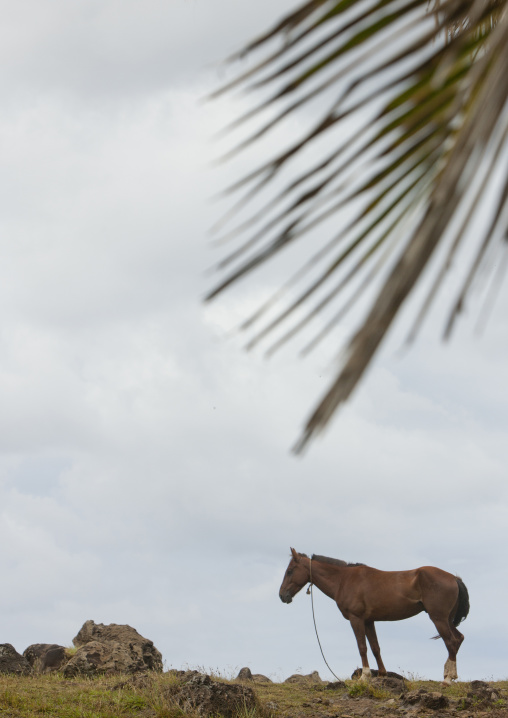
309 560 344 600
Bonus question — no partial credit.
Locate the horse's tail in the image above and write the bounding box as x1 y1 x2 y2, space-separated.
453 577 470 627
431 576 470 639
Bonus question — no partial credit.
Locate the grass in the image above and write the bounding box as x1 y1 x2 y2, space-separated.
0 672 506 718
0 673 159 718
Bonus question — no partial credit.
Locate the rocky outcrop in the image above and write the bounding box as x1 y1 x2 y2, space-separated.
64 641 120 677
62 620 163 677
23 644 68 673
405 689 449 710
284 670 324 684
371 675 406 693
459 680 502 709
236 667 272 683
171 673 258 718
0 644 31 675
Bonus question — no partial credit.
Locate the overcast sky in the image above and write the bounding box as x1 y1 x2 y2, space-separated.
1 0 507 684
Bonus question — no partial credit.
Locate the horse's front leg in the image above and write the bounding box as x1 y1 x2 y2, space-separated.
349 617 371 680
365 621 387 676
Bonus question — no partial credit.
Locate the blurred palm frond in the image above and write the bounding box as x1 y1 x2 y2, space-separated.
207 0 508 451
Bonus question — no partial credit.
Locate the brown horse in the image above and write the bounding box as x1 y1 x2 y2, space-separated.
279 548 469 684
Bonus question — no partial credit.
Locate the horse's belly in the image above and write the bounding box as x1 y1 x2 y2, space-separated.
373 602 424 621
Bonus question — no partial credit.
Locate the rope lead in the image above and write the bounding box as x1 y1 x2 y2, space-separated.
308 558 342 682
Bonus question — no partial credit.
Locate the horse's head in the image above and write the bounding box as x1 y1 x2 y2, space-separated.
279 548 310 604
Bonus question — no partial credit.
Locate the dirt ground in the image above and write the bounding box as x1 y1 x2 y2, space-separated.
248 675 508 718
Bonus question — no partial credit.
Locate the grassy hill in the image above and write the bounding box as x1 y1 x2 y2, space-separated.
0 671 507 718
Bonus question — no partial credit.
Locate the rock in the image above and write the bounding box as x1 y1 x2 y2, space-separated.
466 680 500 707
404 690 448 710
0 644 31 675
63 640 124 677
371 676 405 693
470 679 490 691
325 680 346 689
421 692 449 710
405 689 427 705
63 620 163 677
235 667 272 683
351 668 405 680
168 669 201 680
252 674 272 683
236 667 253 680
23 644 68 673
285 671 324 684
63 639 161 678
172 673 258 718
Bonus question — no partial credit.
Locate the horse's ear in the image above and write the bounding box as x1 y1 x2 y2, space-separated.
291 547 299 562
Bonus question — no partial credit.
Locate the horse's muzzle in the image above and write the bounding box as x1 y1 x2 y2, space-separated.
279 592 293 604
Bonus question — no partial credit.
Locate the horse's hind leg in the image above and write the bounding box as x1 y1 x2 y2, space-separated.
429 614 462 684
445 617 464 682
365 622 387 676
349 617 371 680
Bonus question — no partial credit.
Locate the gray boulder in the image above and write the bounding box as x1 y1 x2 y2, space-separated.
464 680 501 709
0 644 31 675
420 692 450 710
63 620 163 677
236 667 272 683
172 673 258 718
371 675 405 693
405 690 449 710
24 644 68 673
284 670 324 684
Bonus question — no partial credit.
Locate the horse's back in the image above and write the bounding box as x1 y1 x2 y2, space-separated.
337 565 459 621
416 565 459 586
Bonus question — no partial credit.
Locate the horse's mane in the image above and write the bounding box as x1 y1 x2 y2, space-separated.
311 554 365 567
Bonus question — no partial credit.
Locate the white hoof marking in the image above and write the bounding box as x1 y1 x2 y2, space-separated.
444 658 457 682
360 667 371 682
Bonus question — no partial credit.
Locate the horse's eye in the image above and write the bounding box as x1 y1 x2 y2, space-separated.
287 569 293 577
